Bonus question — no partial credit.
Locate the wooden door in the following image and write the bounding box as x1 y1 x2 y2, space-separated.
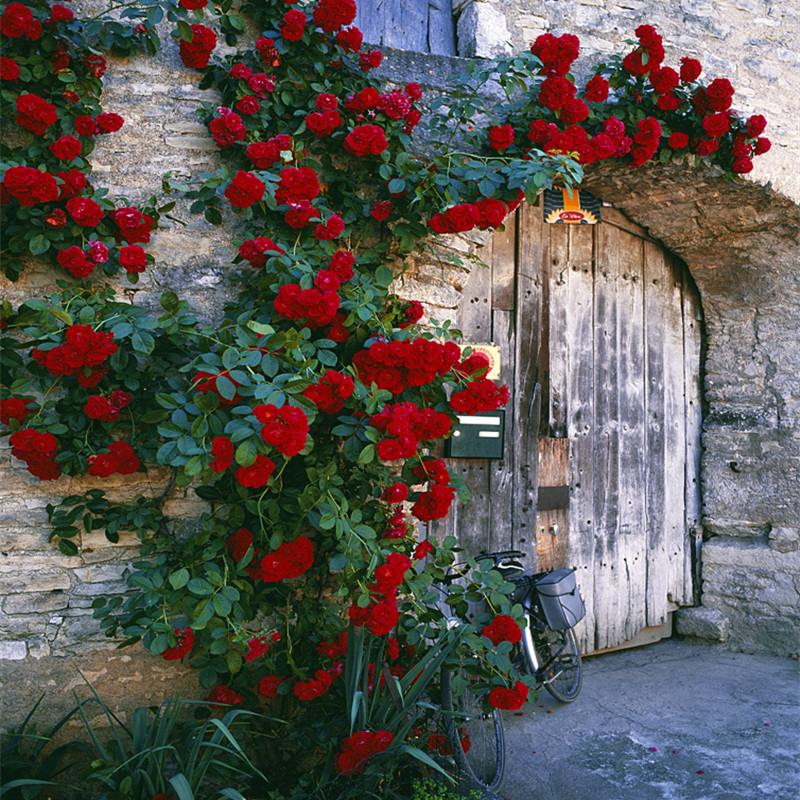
432 200 703 653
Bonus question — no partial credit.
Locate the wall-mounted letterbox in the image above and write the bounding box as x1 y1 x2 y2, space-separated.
445 410 505 459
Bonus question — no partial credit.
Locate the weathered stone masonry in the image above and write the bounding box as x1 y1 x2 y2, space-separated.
2 0 799 728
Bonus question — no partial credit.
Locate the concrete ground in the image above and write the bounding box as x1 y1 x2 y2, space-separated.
499 638 800 800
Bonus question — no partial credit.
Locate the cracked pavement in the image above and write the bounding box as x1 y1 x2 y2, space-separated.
499 638 799 800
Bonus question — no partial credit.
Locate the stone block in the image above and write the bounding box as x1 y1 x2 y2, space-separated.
769 527 800 553
674 606 730 641
457 3 512 58
3 592 69 615
0 568 72 594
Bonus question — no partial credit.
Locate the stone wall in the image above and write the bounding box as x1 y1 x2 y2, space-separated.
2 0 800 729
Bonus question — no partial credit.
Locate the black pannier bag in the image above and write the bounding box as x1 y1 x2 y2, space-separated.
535 568 586 630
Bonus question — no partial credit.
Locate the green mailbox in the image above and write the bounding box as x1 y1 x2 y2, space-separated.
445 410 505 459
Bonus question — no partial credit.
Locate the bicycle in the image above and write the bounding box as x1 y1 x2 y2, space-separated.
478 550 584 703
420 564 507 792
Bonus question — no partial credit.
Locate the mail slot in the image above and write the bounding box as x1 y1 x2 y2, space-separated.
445 410 505 459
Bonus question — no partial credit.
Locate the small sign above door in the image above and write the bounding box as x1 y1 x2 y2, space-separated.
543 188 602 225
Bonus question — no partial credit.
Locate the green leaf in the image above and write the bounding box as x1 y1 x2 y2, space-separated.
169 568 190 589
177 19 194 41
48 308 74 325
29 235 50 255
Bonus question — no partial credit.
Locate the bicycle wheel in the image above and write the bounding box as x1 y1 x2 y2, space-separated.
440 668 505 791
533 625 582 703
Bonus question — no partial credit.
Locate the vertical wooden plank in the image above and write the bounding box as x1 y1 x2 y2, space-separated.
643 240 669 628
491 214 516 311
663 255 689 608
547 225 570 438
566 224 595 652
614 228 648 644
592 222 622 649
488 213 517 552
513 203 544 571
383 0 428 51
489 308 515 553
447 241 494 554
535 438 570 571
683 270 704 603
354 0 384 45
427 0 457 56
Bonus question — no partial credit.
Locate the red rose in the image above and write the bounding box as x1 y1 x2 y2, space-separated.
560 97 589 125
584 74 609 103
56 169 87 200
732 157 753 173
702 113 730 138
46 209 68 228
209 110 246 148
649 66 679 94
254 403 309 457
210 436 234 472
119 244 148 273
74 115 97 136
367 601 399 636
235 454 276 487
413 539 434 560
82 54 106 78
179 24 217 69
306 109 341 137
0 57 20 82
475 197 507 230
228 63 253 80
0 397 34 426
488 681 529 710
445 203 481 233
668 132 689 149
369 200 393 221
236 95 261 115
57 246 94 278
336 25 362 52
313 0 356 34
294 670 333 701
258 675 283 698
239 237 285 268
206 686 244 707
225 170 266 208
161 627 194 661
377 91 411 120
113 206 154 244
538 75 576 111
96 113 124 133
2 166 59 206
330 250 355 280
754 137 771 155
694 137 719 157
679 57 702 82
314 214 345 240
411 484 456 521
656 91 682 112
180 0 208 8
276 166 320 204
381 482 409 504
15 94 58 135
281 9 306 41
66 197 105 227
49 136 82 161
89 241 109 263
1 3 42 40
530 32 580 76
482 615 523 646
705 78 734 112
488 124 515 151
358 49 382 71
746 115 767 138
343 124 388 157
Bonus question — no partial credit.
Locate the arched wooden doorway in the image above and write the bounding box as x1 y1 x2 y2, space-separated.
432 200 703 653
